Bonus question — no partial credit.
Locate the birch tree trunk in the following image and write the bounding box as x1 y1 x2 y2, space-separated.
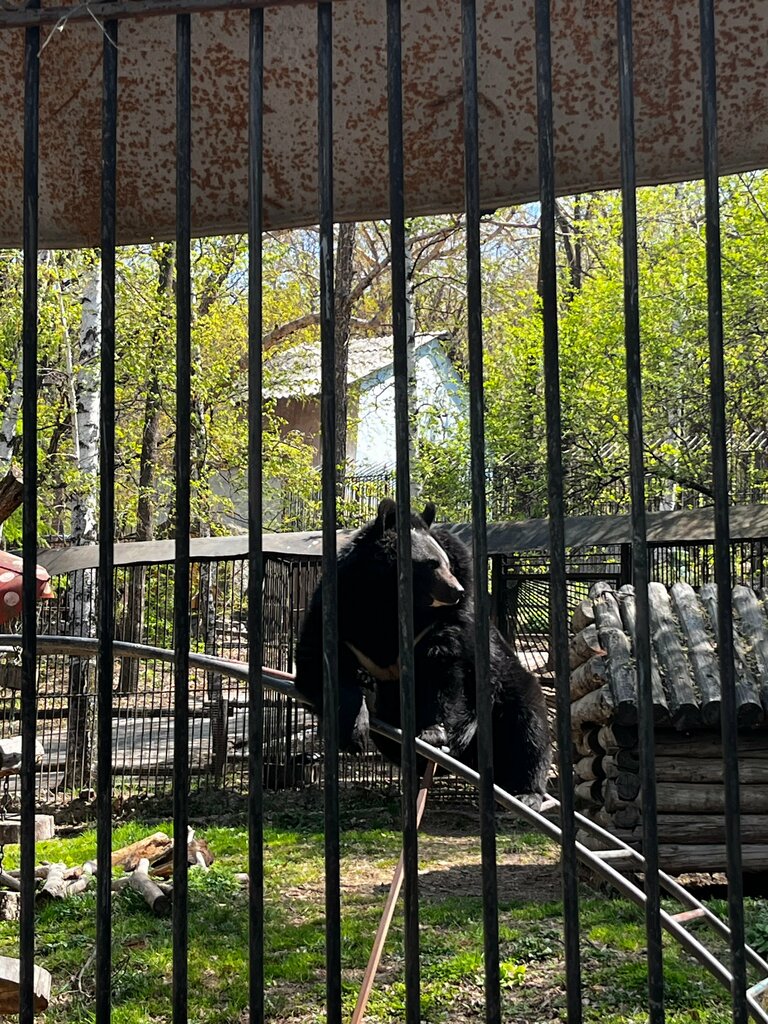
334 222 356 514
65 265 101 791
0 350 23 468
404 231 421 501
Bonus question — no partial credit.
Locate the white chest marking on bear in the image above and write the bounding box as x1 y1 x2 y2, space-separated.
344 625 435 682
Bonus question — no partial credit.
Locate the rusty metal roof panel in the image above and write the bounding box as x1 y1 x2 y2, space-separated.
0 0 766 246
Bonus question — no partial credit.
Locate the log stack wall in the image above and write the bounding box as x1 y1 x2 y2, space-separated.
570 581 768 875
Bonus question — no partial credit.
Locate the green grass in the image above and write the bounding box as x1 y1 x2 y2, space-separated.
0 796 757 1023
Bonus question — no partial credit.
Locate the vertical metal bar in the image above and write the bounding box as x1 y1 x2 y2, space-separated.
533 3 582 1020
317 5 341 1021
20 9 39 1022
248 7 265 1023
385 1 420 1020
173 13 191 1024
616 3 664 1019
460 2 500 1021
97 18 118 1024
699 2 747 1019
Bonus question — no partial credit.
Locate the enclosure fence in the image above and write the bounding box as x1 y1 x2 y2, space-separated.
0 1 762 1023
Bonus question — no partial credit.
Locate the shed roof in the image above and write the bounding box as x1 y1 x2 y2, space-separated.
266 333 446 400
0 0 766 247
35 502 768 573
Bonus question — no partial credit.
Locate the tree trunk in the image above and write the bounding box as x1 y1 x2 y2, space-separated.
334 222 356 512
0 350 22 468
118 246 172 693
65 264 101 791
404 231 420 501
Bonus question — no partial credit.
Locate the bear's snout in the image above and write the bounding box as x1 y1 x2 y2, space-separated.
430 568 464 607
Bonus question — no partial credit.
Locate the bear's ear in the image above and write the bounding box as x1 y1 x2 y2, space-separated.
422 502 437 527
376 498 397 533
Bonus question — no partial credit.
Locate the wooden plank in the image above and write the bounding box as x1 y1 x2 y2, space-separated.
646 582 701 730
699 583 763 727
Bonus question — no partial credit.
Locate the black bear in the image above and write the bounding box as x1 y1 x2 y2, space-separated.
294 499 551 804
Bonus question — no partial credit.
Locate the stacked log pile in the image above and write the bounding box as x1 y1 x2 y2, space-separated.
571 580 768 875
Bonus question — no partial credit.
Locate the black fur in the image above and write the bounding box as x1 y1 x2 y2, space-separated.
294 499 551 802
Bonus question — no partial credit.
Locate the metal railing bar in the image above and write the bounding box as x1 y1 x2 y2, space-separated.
616 2 664 1019
461 1 500 1019
248 7 266 1022
10 634 766 1022
317 3 342 1020
386 1 421 1020
570 808 768 977
96 17 118 1023
534 1 582 1019
0 0 355 28
699 1 747 1020
20 6 40 1020
173 12 192 1023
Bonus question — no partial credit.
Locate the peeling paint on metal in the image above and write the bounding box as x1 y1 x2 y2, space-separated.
0 0 764 247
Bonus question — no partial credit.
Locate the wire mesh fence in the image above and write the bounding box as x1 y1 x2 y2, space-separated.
0 529 763 806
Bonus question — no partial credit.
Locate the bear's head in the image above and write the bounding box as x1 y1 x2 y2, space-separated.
372 498 465 609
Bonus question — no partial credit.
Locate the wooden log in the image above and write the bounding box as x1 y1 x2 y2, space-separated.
0 735 45 768
614 747 639 772
66 862 94 896
571 599 595 634
618 584 671 725
574 755 604 782
592 586 648 725
0 871 20 893
0 815 54 845
611 804 641 829
647 730 768 758
38 862 68 901
614 754 768 785
647 582 701 730
597 723 637 752
570 655 608 701
574 780 603 807
732 585 768 713
603 780 632 815
576 829 641 854
572 727 602 757
699 583 763 727
0 955 50 1014
570 685 615 733
111 832 172 872
610 782 768 815
127 858 171 917
612 813 768 846
670 581 722 726
654 844 768 874
569 624 605 669
601 755 618 779
613 772 641 802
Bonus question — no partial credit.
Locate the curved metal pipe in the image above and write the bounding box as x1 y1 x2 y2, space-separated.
4 634 767 1020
